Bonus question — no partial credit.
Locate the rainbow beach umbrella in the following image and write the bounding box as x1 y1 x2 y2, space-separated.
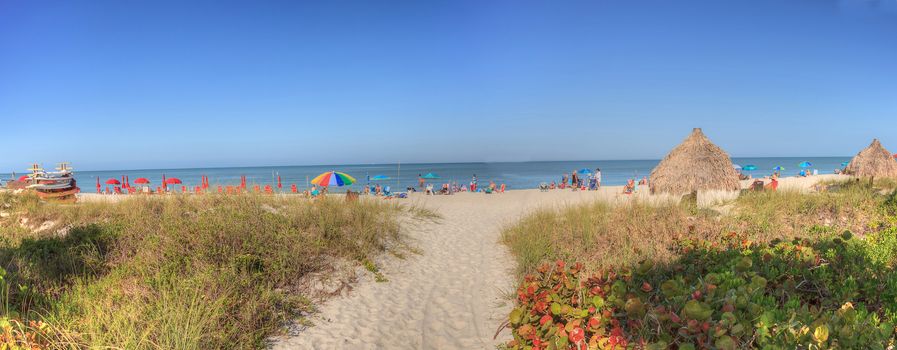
311 171 356 187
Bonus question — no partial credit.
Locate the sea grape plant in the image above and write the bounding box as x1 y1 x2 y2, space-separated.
506 229 897 349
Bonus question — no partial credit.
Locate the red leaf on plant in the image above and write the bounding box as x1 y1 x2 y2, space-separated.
670 312 681 323
588 317 599 328
569 327 585 343
721 304 735 313
641 282 652 292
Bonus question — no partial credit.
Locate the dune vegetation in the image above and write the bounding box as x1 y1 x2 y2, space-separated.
501 180 897 349
0 193 418 349
502 180 892 276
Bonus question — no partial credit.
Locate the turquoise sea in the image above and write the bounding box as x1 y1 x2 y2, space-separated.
2 157 850 193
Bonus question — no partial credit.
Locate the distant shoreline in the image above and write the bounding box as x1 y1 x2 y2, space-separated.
75 174 850 204
0 156 851 175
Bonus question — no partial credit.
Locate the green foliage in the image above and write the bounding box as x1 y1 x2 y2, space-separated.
0 267 56 349
506 231 897 349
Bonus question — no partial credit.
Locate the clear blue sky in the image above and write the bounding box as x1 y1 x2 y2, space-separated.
2 0 896 171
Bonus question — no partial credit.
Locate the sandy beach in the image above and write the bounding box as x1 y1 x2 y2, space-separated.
265 174 848 349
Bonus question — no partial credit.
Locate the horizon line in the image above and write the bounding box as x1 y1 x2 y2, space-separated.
1 155 852 174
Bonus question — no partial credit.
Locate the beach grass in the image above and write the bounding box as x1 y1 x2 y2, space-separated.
501 179 894 276
0 192 416 349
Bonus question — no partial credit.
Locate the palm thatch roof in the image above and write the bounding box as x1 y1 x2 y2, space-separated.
844 139 897 178
649 128 740 195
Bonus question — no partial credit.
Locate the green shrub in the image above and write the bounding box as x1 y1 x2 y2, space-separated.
505 231 897 349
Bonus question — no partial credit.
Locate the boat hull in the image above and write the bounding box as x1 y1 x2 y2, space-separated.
35 187 80 202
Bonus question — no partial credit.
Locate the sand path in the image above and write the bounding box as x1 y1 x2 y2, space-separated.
270 189 614 349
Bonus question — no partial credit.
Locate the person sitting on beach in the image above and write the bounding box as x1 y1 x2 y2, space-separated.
441 183 449 194
561 174 568 189
310 186 320 197
638 177 648 186
550 181 556 189
375 184 382 196
488 180 496 192
764 177 779 191
751 179 765 191
623 179 635 194
425 183 434 195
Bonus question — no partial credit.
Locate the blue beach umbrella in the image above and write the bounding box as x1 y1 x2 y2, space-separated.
799 161 812 168
422 173 440 179
370 175 391 181
577 168 593 174
742 165 757 171
841 162 850 167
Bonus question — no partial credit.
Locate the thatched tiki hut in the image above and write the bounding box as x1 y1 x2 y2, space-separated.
844 139 897 179
650 128 740 195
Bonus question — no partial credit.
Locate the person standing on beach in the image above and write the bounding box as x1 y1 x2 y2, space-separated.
418 174 425 189
595 168 602 187
471 174 477 192
571 171 579 190
561 173 568 189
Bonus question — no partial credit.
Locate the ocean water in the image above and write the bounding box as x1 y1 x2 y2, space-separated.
2 157 850 193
